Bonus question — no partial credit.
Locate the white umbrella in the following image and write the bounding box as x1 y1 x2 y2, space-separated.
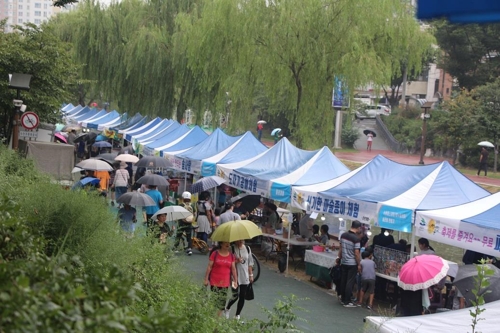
478 141 495 148
257 120 267 124
271 128 282 136
72 166 83 173
76 159 113 171
152 205 192 221
115 154 139 163
190 175 226 194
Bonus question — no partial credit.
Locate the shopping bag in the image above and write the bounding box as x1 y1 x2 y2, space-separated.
245 283 254 301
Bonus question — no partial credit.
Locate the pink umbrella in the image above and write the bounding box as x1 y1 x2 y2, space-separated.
54 132 68 143
398 254 449 291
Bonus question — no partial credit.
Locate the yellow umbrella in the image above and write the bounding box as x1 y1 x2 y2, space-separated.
210 220 262 243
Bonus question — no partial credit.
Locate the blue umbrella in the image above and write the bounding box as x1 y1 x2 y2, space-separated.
72 177 101 190
93 141 112 148
80 177 101 186
95 134 107 142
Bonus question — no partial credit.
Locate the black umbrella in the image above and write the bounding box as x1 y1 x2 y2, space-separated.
74 132 97 143
116 191 156 206
454 264 500 305
95 152 118 164
136 156 172 169
363 129 377 137
230 193 262 215
136 174 170 187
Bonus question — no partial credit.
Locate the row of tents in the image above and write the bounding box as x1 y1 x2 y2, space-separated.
61 103 500 258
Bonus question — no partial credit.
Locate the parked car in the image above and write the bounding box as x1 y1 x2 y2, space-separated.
355 105 391 119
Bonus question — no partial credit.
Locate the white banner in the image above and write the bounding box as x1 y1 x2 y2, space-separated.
291 188 377 224
416 212 500 258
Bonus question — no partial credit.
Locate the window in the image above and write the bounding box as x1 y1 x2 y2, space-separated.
34 18 40 24
18 11 22 16
18 4 22 8
26 12 29 16
35 2 41 8
43 11 46 17
446 88 450 95
18 18 23 23
27 5 29 9
34 10 40 16
43 3 46 8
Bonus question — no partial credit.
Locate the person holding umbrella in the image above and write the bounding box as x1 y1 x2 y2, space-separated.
225 239 254 320
112 162 130 203
196 191 213 244
363 130 376 151
117 204 137 233
477 146 489 176
174 191 195 256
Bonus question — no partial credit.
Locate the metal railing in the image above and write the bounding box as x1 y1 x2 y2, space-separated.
375 115 407 153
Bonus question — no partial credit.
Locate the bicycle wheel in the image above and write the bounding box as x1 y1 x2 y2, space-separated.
197 239 210 254
252 253 261 283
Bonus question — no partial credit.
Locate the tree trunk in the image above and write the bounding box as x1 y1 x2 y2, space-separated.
401 66 408 108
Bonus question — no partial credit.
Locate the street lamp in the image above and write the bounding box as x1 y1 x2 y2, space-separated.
8 73 32 150
418 104 431 165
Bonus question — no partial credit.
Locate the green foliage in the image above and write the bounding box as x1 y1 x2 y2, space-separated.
0 146 307 332
0 22 81 143
341 125 360 149
256 295 307 332
469 259 494 333
434 21 500 90
381 107 423 151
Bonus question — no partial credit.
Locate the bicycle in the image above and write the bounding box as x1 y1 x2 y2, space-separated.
176 225 209 254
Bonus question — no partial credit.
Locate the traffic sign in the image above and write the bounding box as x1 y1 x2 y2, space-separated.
19 130 38 138
20 112 39 130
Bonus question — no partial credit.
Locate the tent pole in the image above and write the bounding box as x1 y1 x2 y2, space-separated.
286 217 291 277
184 172 187 192
410 224 416 259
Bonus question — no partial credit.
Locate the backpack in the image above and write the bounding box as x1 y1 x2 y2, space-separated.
231 244 251 258
181 202 194 223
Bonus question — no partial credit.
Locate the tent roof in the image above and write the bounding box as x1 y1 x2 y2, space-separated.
114 115 146 131
78 110 107 124
70 108 98 121
83 111 121 128
269 146 350 202
200 131 267 176
272 146 349 186
97 113 128 131
417 191 500 230
177 128 241 160
122 117 162 141
160 126 209 155
234 137 318 180
319 155 414 200
129 119 172 143
365 300 500 333
380 161 490 210
61 103 74 113
138 121 181 144
65 105 88 118
143 124 191 150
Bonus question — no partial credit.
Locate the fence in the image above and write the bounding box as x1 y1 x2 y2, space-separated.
375 115 407 153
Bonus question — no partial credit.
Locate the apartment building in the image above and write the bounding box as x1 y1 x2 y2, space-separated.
0 0 75 32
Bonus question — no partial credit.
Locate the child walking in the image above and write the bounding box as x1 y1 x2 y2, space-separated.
358 251 376 310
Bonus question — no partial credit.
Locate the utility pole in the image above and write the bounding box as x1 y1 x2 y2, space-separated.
419 105 431 165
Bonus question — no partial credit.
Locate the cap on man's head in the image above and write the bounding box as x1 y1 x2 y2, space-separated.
351 220 362 229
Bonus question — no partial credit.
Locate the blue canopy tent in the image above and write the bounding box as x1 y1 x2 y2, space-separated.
113 115 147 131
61 103 74 113
201 131 268 177
134 121 181 155
376 161 489 232
416 192 500 258
65 105 88 118
159 126 209 157
122 117 162 142
269 146 350 203
217 137 318 196
77 110 108 125
129 119 172 149
70 108 99 122
97 113 128 131
418 1 500 23
167 128 242 174
141 124 191 156
83 110 121 129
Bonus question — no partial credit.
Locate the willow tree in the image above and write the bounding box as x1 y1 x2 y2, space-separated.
51 0 202 119
176 0 432 147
